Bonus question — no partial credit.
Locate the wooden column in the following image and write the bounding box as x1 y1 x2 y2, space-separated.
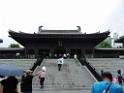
34 49 39 58
81 48 85 58
50 48 54 58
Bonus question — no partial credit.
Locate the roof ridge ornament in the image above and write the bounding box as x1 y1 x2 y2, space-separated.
38 26 43 32
77 26 81 31
9 29 13 32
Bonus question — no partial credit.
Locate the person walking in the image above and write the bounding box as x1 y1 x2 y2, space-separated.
91 71 124 93
36 66 46 88
100 70 104 76
57 56 64 71
0 76 19 93
117 69 123 85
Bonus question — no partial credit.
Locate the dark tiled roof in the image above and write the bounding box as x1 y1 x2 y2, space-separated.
9 30 110 38
37 26 82 34
37 30 82 34
115 35 124 42
0 48 24 51
8 30 110 47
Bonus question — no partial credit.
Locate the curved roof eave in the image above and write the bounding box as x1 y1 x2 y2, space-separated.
8 30 110 47
8 30 110 38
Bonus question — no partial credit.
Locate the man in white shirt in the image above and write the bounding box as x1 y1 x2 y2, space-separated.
57 57 64 71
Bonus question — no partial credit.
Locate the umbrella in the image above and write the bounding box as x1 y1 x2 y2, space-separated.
0 64 24 76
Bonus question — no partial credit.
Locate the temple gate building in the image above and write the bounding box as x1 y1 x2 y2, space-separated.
115 35 124 48
9 26 110 58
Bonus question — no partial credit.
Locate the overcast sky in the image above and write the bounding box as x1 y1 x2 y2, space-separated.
0 0 124 47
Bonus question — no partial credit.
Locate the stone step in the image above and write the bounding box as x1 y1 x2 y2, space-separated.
33 86 90 91
32 89 90 93
87 58 124 77
0 59 36 70
32 58 95 92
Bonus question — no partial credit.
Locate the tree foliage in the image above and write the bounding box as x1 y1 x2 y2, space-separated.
96 41 111 48
9 43 20 48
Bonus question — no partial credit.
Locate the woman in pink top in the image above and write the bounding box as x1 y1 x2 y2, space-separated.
37 66 46 88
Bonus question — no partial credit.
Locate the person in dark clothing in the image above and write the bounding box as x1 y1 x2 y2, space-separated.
21 70 33 93
21 75 25 92
100 70 104 76
0 76 19 93
117 69 123 85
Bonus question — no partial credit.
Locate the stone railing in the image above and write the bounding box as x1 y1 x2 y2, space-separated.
78 57 102 81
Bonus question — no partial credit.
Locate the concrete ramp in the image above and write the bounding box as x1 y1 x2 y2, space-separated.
32 59 95 93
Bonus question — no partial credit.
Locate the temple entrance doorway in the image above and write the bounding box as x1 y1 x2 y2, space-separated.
39 49 50 57
54 48 66 58
70 49 81 58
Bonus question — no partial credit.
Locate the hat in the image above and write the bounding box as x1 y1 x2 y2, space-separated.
42 66 46 71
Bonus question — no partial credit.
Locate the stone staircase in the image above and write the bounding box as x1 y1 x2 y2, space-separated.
87 58 124 77
0 59 36 70
32 58 95 93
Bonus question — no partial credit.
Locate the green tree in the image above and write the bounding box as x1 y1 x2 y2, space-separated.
9 43 20 48
96 41 111 48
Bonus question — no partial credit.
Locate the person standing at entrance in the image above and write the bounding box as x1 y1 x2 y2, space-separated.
57 56 64 71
